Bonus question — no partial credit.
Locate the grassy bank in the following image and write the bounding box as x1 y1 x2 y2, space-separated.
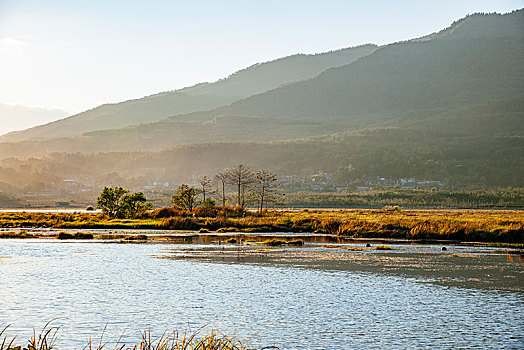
1 207 523 243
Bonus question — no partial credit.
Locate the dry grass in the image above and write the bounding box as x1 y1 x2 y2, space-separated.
322 245 364 251
259 239 304 247
1 325 265 350
373 245 393 250
1 322 58 350
0 208 522 243
0 230 36 239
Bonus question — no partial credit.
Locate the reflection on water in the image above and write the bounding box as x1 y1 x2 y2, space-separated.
160 242 524 291
0 240 522 349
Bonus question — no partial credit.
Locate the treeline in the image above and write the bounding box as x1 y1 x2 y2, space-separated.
0 193 21 208
97 164 281 218
0 127 523 199
172 164 280 211
286 189 524 209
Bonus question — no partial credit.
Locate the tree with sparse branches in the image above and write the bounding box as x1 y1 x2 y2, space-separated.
172 184 199 211
199 176 214 202
225 164 255 208
214 172 228 207
254 170 281 211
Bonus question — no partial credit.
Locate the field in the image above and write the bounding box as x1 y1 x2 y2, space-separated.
0 207 523 243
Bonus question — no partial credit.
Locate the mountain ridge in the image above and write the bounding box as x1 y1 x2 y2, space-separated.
2 44 377 141
0 9 522 190
30 8 521 154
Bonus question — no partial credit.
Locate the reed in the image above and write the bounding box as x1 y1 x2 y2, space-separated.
259 239 304 247
0 231 35 239
373 245 393 250
1 208 522 243
0 325 266 350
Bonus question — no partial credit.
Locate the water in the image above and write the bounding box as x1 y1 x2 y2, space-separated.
0 240 522 349
0 209 101 214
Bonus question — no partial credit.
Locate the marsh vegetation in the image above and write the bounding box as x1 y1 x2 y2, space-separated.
1 207 522 243
0 325 255 350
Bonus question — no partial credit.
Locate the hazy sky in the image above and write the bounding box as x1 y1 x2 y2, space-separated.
0 0 522 123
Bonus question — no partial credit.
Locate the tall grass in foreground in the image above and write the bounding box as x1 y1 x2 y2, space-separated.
0 325 278 350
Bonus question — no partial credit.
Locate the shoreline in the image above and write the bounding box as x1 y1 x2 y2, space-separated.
0 208 522 244
1 227 523 251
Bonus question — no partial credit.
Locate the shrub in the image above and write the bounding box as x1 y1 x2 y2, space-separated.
193 207 217 218
57 232 74 239
374 245 393 250
213 216 233 229
57 232 93 239
260 239 304 246
125 234 147 241
290 217 321 232
337 220 370 235
216 206 246 218
158 216 199 230
217 227 241 233
321 218 342 234
151 207 189 218
74 232 94 239
0 231 33 239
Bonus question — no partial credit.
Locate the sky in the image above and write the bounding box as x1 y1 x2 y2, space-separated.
0 0 522 133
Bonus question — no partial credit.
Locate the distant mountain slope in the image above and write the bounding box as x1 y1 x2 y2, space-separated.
2 44 377 141
0 103 67 136
1 127 522 192
211 10 523 121
0 11 523 189
5 9 518 156
3 96 522 159
0 9 522 177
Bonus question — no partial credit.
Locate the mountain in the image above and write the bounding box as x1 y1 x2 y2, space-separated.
202 10 523 124
2 44 377 142
2 10 520 158
0 10 522 191
0 103 68 136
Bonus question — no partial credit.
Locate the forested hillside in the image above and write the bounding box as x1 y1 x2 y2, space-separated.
2 44 376 141
1 127 522 197
0 10 522 194
0 11 521 159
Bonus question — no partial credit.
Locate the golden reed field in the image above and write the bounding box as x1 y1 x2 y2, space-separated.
1 208 522 243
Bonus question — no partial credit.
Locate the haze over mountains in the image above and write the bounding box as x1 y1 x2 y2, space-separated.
0 103 67 136
0 9 522 193
2 44 377 141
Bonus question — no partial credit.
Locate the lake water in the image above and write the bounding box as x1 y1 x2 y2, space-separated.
0 239 522 349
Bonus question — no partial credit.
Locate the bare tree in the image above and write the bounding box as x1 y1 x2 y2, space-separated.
214 172 228 207
225 164 255 208
254 170 280 211
199 176 214 202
